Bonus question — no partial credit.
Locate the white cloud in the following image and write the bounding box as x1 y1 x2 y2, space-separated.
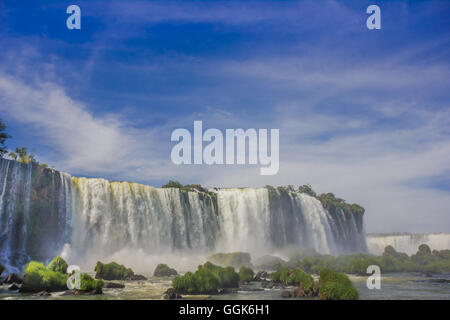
0 37 449 233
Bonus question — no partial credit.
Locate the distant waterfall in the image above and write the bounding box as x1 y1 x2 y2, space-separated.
367 233 450 255
0 158 367 273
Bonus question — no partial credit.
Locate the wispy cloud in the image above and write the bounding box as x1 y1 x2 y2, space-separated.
0 0 449 233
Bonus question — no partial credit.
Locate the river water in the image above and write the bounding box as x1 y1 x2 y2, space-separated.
1 272 448 300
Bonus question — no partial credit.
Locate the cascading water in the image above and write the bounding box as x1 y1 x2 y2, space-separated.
0 158 367 273
367 233 450 255
0 159 72 273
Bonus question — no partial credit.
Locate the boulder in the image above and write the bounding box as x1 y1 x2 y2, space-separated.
253 271 269 281
261 280 274 289
281 290 292 298
71 288 103 295
36 291 51 297
94 261 134 280
218 288 238 294
8 283 21 291
293 287 306 297
153 264 178 277
129 274 147 281
3 273 23 284
163 288 182 299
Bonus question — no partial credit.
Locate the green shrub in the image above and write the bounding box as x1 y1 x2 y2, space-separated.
80 273 104 291
23 261 68 292
172 262 239 294
319 269 358 300
0 262 5 276
162 180 183 188
270 267 314 291
270 266 288 283
94 261 134 280
319 280 359 300
48 256 68 274
153 264 178 277
239 266 254 282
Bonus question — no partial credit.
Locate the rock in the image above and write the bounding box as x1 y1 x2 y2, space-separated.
92 287 103 295
153 264 178 277
281 290 292 298
19 283 35 293
128 274 147 281
71 288 103 295
94 261 134 280
36 291 51 297
3 273 23 284
8 283 21 291
293 287 305 297
163 288 182 299
60 290 75 296
218 288 238 294
253 271 269 281
261 280 274 289
105 282 125 288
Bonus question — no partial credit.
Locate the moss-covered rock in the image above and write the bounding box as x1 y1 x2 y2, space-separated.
208 252 252 269
153 264 178 277
48 256 68 274
318 269 358 300
21 261 68 292
270 267 314 291
238 266 254 283
172 262 239 294
80 273 104 293
94 261 134 280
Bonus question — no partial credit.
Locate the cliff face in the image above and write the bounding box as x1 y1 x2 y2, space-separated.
0 158 366 273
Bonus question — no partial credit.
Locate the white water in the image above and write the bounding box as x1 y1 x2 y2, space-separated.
0 158 367 273
367 233 450 255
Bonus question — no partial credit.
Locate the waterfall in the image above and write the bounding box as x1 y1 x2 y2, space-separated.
367 233 450 255
0 159 72 273
0 158 367 273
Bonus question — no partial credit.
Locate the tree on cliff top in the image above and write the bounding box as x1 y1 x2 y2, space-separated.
8 147 35 164
0 119 11 158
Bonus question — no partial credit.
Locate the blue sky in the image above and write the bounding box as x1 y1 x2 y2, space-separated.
0 0 449 232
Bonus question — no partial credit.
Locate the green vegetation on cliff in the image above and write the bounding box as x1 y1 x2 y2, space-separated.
0 118 10 158
172 262 239 294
